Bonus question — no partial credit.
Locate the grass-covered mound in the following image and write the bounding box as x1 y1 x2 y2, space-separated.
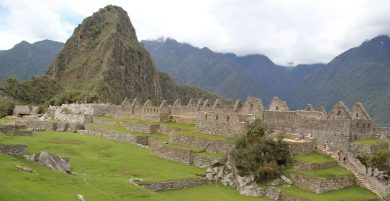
277 185 378 201
293 153 334 164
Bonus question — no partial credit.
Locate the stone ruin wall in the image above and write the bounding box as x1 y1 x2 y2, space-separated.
196 111 248 136
0 144 28 156
39 96 384 152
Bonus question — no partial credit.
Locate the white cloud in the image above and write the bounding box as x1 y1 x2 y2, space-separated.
0 0 389 65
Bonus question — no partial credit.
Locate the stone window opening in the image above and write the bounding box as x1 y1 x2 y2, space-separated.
205 114 207 120
250 104 253 110
367 123 370 128
276 106 279 111
356 113 359 118
216 115 219 120
227 116 230 122
337 110 341 115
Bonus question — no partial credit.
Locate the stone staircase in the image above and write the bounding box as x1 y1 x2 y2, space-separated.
317 146 383 199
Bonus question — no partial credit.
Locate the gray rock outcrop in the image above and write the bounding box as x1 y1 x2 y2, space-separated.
27 151 71 173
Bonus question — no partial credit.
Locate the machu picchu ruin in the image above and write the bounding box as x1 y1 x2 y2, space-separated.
1 95 389 200
1 2 390 201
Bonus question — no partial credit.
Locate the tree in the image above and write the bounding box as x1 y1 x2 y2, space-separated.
232 119 292 182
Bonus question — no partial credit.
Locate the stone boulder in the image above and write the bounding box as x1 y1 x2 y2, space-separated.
28 151 71 173
281 175 293 185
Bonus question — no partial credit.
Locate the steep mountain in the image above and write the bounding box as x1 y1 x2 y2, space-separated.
289 35 390 126
48 5 217 104
0 40 63 80
142 38 320 104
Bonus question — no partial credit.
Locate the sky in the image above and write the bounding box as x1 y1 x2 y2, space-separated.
0 0 389 65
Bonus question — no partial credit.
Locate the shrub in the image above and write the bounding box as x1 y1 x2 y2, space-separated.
358 149 390 175
0 97 14 117
232 119 292 182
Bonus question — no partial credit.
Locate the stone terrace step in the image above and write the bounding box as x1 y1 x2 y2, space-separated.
317 146 383 198
150 141 225 167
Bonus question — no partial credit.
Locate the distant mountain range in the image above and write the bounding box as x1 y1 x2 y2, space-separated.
0 32 389 126
143 36 390 126
0 40 63 80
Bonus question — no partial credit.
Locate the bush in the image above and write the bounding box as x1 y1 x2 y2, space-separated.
358 149 390 175
232 119 292 182
0 97 14 117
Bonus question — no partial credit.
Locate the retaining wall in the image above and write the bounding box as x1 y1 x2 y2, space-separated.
134 178 206 191
0 144 28 156
290 173 355 193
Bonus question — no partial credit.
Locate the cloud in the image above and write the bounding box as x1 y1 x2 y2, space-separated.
0 0 389 65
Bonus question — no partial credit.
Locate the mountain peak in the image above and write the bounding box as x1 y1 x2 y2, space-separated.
361 35 390 48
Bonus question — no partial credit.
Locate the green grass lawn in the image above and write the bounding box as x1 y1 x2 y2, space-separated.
288 166 351 178
159 183 271 201
352 138 387 145
0 131 276 201
277 185 377 201
293 153 334 164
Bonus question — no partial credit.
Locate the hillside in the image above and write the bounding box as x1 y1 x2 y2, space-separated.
289 35 390 126
0 40 63 80
47 5 216 104
142 38 324 104
143 37 390 126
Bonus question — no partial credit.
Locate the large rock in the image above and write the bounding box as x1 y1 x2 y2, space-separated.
29 151 71 173
281 175 293 185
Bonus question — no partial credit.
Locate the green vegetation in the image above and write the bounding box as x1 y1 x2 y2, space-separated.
358 149 390 175
288 167 351 178
277 185 377 201
0 76 63 105
0 131 206 201
232 119 292 182
0 96 14 117
159 183 271 201
352 138 387 145
0 40 63 81
293 153 334 164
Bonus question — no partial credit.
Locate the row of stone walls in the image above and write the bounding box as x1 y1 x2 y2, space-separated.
124 123 160 134
350 142 389 156
172 115 197 124
79 128 148 146
0 124 32 136
0 144 28 156
133 178 206 191
293 161 337 171
169 133 231 153
286 140 316 154
289 173 355 193
349 119 374 140
150 143 193 165
263 111 297 132
149 139 224 167
22 120 83 133
197 112 247 136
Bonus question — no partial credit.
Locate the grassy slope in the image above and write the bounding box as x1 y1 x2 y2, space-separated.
159 183 270 201
293 153 334 164
352 138 388 145
0 131 204 201
278 186 377 201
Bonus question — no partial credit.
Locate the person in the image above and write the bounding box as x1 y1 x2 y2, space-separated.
337 150 341 161
325 142 329 152
343 156 347 165
300 131 304 139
